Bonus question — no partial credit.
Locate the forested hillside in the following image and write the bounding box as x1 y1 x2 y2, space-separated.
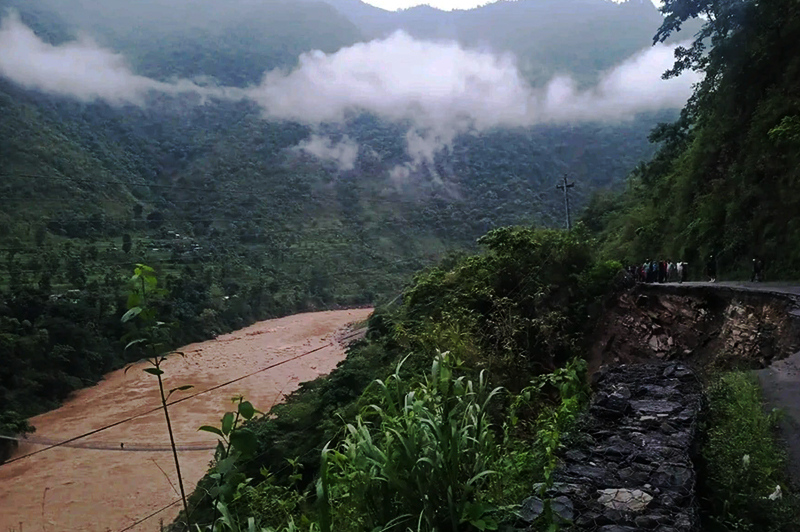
0 0 686 433
590 0 800 279
324 0 676 85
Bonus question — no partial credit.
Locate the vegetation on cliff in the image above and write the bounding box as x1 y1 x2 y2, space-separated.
589 0 800 279
175 226 615 530
700 372 799 532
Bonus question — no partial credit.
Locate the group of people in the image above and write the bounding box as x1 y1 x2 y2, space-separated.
624 255 766 284
626 259 689 284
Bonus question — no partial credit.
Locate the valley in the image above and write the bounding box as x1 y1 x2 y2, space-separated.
2 0 800 530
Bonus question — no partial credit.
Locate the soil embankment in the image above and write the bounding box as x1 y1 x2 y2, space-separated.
0 308 372 532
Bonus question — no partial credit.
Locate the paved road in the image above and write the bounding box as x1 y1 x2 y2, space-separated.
645 280 800 487
645 280 800 297
758 352 800 487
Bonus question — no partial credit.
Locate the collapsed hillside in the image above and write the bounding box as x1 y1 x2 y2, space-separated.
589 284 800 372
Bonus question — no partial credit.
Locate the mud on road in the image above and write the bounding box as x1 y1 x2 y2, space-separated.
0 308 372 532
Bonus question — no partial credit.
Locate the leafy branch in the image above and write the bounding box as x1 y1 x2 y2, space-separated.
122 264 194 529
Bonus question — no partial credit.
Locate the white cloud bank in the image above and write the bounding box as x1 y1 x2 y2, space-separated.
0 11 240 104
0 13 699 171
248 31 700 171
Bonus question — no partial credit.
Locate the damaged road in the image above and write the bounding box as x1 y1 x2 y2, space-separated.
589 281 800 492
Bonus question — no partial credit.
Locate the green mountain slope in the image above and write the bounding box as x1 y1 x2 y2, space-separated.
0 0 682 428
590 0 800 279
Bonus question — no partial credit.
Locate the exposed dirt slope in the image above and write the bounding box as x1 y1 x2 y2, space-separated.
0 308 372 532
589 283 800 372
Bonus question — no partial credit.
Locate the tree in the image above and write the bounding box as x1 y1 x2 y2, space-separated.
66 258 87 289
147 211 164 229
35 225 47 247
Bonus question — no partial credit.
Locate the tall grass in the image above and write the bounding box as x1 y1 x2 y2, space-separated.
324 352 504 532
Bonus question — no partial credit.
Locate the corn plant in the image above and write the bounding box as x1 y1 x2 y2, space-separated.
122 264 194 529
323 351 504 532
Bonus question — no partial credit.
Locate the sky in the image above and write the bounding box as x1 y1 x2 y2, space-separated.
362 0 660 11
362 0 496 9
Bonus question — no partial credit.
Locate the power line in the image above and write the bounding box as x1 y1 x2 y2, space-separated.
0 173 468 206
0 259 430 278
0 434 216 452
117 499 182 532
114 413 330 532
0 336 362 468
113 335 370 532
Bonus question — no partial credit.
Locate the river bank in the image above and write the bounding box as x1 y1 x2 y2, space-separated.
0 308 372 532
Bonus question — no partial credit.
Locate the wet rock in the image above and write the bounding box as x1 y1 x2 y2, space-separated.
519 362 700 531
635 514 667 528
551 495 574 522
597 488 653 512
651 465 693 489
564 463 611 482
519 496 543 522
630 400 681 414
594 391 631 417
660 422 678 434
565 449 589 462
574 511 602 527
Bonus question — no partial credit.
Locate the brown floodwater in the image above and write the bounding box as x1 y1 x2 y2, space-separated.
0 308 372 532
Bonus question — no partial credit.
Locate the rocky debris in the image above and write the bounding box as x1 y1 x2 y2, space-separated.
590 285 800 370
518 362 701 531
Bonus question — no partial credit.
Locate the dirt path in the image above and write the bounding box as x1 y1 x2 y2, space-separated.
0 308 372 532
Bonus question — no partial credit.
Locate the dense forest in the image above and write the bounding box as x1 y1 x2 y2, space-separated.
0 0 680 436
588 0 800 279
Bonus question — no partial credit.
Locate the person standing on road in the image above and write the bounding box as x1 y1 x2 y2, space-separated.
706 255 717 283
752 258 764 282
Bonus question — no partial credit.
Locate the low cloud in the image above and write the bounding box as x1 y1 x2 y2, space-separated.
0 11 240 105
295 134 359 171
249 31 700 171
0 14 699 172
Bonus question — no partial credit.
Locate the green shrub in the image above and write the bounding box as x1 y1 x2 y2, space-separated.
700 372 799 532
324 352 504 532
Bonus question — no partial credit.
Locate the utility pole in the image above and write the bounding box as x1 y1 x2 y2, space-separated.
556 173 575 231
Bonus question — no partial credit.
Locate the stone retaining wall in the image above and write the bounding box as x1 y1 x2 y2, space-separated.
518 362 702 531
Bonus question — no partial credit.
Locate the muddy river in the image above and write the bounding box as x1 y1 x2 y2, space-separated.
0 308 372 532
